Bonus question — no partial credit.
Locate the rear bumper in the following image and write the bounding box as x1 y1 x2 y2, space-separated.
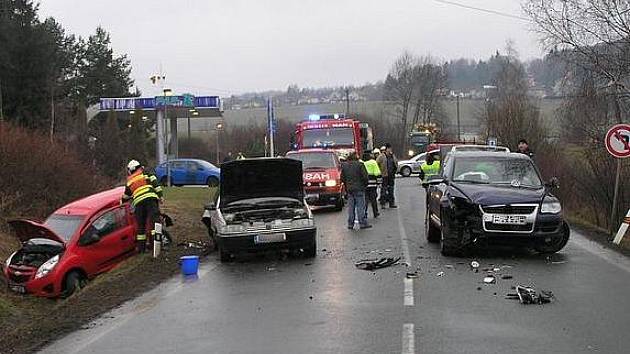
217 227 317 253
304 186 343 206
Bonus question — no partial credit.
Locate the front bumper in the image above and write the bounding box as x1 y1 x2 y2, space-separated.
217 227 317 254
4 267 60 297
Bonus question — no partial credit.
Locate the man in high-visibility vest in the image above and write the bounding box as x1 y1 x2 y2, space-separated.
362 151 382 218
418 153 441 187
122 160 164 253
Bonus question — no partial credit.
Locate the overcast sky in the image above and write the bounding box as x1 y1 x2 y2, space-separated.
38 0 542 96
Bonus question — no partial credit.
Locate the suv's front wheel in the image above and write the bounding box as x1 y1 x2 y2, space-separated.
534 222 570 254
440 210 465 257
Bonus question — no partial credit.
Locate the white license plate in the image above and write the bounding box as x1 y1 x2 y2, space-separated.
493 215 527 225
9 284 26 294
254 233 286 244
306 194 319 200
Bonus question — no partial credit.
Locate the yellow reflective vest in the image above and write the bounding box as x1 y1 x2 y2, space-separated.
420 161 441 183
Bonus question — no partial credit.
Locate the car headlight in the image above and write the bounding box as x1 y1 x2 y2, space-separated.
325 180 337 187
292 218 314 227
35 255 60 279
541 197 562 214
220 224 246 233
408 150 414 156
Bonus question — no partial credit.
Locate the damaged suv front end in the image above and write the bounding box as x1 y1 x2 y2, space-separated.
426 150 569 256
202 158 317 262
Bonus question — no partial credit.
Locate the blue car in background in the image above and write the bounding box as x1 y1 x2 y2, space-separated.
155 159 221 187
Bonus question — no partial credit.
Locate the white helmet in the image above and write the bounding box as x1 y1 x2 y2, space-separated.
372 148 380 154
127 160 141 174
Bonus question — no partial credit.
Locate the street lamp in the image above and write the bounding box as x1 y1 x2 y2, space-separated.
215 121 224 164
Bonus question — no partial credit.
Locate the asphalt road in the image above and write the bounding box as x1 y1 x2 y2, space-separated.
40 178 630 354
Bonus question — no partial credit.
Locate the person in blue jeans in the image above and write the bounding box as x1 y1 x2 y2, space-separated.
341 152 372 229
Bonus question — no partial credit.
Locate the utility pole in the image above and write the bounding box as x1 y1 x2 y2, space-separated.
456 94 461 141
0 77 4 123
344 87 350 116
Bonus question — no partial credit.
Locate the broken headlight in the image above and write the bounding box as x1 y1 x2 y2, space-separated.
292 218 314 227
541 197 562 214
35 254 59 279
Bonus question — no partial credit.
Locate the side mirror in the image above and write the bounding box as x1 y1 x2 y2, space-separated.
546 177 559 189
79 230 100 246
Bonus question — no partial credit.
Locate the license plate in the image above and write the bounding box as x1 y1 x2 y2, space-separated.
493 215 527 225
8 284 26 294
254 233 286 244
306 193 319 201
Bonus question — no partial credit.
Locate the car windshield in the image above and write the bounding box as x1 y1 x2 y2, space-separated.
410 135 429 145
302 128 354 148
287 152 336 169
44 214 85 241
452 156 542 187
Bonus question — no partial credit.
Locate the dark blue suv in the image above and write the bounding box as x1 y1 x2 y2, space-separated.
155 159 220 187
425 146 569 256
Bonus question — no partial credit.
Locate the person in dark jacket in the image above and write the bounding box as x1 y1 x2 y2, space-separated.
376 143 398 208
341 152 372 229
362 151 382 218
517 139 534 158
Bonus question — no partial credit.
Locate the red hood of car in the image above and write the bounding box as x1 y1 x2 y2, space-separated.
8 219 65 244
303 169 340 182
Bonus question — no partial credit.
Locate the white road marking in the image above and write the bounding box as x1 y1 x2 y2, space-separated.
404 278 414 306
402 323 415 354
395 189 412 267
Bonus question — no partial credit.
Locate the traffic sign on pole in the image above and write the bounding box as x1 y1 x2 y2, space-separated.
605 124 630 158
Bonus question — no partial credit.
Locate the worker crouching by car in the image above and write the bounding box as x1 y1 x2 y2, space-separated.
122 160 164 253
362 151 382 218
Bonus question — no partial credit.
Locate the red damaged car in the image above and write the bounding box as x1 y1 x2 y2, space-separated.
2 187 136 298
286 149 344 211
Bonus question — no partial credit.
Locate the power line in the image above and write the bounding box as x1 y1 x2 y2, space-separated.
432 0 531 22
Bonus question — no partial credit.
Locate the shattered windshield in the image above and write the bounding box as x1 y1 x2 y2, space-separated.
44 214 85 242
452 156 542 187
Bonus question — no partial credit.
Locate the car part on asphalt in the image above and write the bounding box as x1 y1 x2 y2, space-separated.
483 275 496 284
354 257 400 271
506 285 554 304
436 271 445 277
501 274 514 279
470 261 480 272
406 271 419 279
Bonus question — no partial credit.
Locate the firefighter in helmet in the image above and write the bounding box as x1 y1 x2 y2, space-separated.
122 160 163 253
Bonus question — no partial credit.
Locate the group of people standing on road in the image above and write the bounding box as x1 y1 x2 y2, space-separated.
340 143 398 230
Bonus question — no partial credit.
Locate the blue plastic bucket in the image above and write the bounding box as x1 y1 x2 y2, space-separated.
180 255 200 276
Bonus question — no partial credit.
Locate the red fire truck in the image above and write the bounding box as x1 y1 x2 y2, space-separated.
291 114 374 159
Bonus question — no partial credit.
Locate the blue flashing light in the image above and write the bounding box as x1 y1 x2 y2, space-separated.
308 114 320 121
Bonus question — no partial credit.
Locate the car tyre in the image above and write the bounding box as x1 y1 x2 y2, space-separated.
303 240 317 258
333 198 344 211
160 176 168 187
62 271 86 298
534 221 570 254
440 210 464 257
400 166 412 177
218 245 232 262
207 176 219 188
426 215 441 243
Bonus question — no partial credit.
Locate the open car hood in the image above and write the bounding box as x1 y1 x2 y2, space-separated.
8 219 66 244
220 158 304 207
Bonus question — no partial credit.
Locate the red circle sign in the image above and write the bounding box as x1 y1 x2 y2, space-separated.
606 124 630 158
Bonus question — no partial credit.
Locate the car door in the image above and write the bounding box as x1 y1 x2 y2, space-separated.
169 161 186 185
76 207 133 275
186 161 201 184
411 153 426 173
428 155 450 222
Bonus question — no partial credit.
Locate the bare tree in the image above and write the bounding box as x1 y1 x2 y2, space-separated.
410 57 447 128
384 51 417 141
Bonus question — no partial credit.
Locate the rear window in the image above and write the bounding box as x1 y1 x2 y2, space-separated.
45 214 85 241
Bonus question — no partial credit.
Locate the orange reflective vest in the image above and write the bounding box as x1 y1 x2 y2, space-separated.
125 169 162 206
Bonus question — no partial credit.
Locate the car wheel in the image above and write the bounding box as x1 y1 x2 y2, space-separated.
333 198 344 211
401 166 412 177
62 271 86 298
426 214 441 243
534 222 570 254
218 245 232 262
303 240 317 258
207 176 219 188
440 210 464 257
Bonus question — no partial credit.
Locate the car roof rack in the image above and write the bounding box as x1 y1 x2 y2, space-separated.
451 145 510 153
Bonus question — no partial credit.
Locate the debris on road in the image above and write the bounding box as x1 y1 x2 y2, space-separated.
355 257 400 271
406 271 419 279
483 275 496 284
470 261 480 272
501 275 513 280
493 267 501 272
436 271 445 277
444 264 454 269
506 285 554 305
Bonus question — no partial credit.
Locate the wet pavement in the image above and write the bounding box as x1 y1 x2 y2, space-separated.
40 178 630 354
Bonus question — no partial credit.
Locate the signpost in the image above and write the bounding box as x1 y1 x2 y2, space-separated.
267 98 276 157
605 124 630 237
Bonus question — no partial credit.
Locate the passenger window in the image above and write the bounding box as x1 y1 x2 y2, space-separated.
87 208 127 239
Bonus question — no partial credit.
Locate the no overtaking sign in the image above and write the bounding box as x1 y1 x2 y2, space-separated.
605 124 630 158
